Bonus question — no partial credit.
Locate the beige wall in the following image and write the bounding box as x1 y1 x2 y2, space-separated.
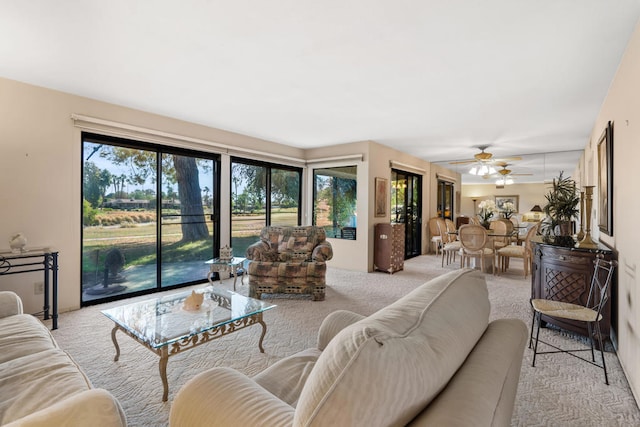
575 19 640 403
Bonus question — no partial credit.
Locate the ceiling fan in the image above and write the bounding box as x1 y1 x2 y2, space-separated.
448 145 522 176
493 162 533 186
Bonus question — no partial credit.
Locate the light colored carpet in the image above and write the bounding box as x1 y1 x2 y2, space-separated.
51 255 640 426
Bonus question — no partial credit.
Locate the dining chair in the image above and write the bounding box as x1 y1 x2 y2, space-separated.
489 219 512 251
509 216 524 245
458 224 495 274
496 223 539 276
529 255 617 384
428 217 442 255
468 217 481 226
440 218 461 267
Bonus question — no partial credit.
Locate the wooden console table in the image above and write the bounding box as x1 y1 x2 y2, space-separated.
0 248 59 330
531 238 614 341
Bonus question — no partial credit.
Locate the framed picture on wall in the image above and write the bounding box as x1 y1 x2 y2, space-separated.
494 195 519 212
598 121 614 236
374 177 388 217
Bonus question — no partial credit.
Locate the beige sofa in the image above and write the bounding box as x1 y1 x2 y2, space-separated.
0 291 126 427
169 269 528 426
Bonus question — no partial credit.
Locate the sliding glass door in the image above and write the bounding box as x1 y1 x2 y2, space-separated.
391 169 422 258
160 153 216 287
81 133 219 305
437 180 454 220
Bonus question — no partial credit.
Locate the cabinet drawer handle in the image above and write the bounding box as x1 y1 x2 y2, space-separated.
558 255 566 261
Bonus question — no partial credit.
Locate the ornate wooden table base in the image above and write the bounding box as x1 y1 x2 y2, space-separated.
102 287 275 401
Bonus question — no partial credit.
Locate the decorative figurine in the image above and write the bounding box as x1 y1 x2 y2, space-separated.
219 245 233 261
9 233 27 253
183 290 205 311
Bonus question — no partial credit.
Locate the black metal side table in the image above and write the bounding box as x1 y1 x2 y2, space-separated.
0 248 59 329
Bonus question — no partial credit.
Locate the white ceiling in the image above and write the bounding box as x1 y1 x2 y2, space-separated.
1 1 639 183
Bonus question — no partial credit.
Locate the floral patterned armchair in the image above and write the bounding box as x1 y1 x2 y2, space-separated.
245 226 333 301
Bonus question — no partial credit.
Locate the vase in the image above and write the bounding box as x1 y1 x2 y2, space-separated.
481 221 491 230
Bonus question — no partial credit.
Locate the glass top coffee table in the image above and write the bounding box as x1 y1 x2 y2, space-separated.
101 286 276 401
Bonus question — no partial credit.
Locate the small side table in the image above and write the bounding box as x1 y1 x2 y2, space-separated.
206 257 246 291
0 248 59 330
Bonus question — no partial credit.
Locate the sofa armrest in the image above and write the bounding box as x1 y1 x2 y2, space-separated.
246 240 275 261
170 367 294 427
312 241 333 262
0 291 23 318
4 389 126 427
317 310 366 350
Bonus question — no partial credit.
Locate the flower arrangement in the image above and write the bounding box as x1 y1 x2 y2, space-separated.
477 199 498 225
501 201 516 219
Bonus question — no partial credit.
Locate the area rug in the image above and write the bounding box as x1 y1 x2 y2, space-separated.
52 255 640 426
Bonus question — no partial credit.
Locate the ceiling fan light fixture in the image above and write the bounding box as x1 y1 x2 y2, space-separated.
496 177 514 186
469 166 478 175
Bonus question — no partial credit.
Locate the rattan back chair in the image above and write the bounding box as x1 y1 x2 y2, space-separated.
458 224 494 274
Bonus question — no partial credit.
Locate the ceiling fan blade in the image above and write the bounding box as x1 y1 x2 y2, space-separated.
448 159 478 165
494 156 522 162
511 173 533 176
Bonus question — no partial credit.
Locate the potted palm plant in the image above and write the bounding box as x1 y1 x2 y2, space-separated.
542 171 580 246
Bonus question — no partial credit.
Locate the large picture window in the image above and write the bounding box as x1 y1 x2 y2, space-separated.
313 166 357 239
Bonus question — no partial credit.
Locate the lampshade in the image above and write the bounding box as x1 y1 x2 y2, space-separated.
469 165 497 176
530 205 542 212
495 177 514 186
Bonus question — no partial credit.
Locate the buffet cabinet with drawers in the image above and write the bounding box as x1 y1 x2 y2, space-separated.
374 223 405 274
531 238 615 340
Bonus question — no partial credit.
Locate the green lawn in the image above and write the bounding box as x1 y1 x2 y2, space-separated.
82 210 298 277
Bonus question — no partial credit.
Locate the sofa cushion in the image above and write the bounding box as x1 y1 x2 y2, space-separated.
0 314 57 364
408 318 528 426
0 315 93 424
293 268 490 427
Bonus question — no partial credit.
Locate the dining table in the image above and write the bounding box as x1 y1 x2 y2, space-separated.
447 229 518 272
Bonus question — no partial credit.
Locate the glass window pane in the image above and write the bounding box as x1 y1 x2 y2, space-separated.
82 142 158 303
270 168 299 226
313 166 357 239
160 154 215 287
231 162 267 257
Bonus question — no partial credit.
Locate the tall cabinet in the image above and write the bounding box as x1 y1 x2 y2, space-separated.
531 238 616 341
374 223 405 274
